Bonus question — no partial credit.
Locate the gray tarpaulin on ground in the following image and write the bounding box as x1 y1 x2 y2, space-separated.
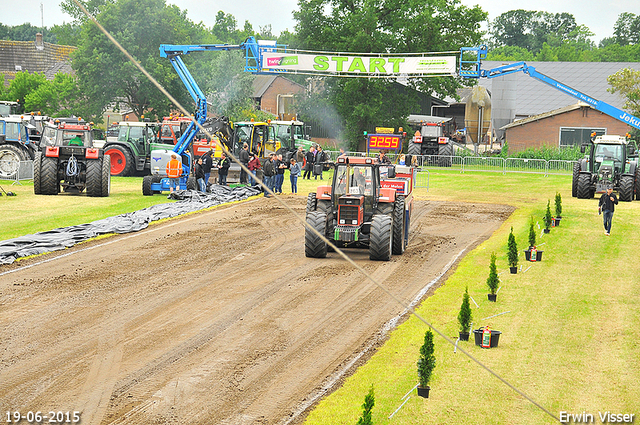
0 185 262 265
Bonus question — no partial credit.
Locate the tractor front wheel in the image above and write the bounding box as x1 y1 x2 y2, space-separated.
105 145 133 176
619 175 634 202
40 155 60 195
86 158 103 197
306 192 317 214
572 162 580 197
305 211 328 258
576 173 593 199
142 175 154 196
369 214 393 261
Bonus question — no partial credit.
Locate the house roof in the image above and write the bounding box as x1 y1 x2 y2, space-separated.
500 102 594 130
251 75 305 99
477 61 640 117
0 38 76 82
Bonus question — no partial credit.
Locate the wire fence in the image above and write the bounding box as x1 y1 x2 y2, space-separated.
0 160 34 184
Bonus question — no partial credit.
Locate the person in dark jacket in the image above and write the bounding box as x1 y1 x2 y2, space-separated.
239 143 250 184
248 153 261 186
202 150 213 188
274 154 286 194
304 146 315 179
217 152 230 185
195 157 206 192
314 146 326 180
598 186 619 235
262 153 276 197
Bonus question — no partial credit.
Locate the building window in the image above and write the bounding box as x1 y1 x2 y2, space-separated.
559 127 606 147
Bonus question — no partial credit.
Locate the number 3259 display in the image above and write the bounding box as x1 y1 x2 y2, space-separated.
368 135 400 150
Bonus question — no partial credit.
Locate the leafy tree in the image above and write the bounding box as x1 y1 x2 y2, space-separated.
51 23 82 46
60 0 115 22
24 73 83 117
486 45 535 61
3 72 48 105
613 12 640 46
71 0 208 122
356 385 375 425
607 68 640 117
293 0 486 148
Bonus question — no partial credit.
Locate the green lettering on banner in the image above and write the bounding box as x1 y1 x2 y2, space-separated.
314 56 329 71
281 56 299 66
369 58 386 73
331 56 349 72
348 57 366 73
387 57 404 73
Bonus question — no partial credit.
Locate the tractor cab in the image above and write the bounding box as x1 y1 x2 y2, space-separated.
332 158 381 224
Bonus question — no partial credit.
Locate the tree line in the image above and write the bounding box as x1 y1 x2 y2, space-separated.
0 1 638 149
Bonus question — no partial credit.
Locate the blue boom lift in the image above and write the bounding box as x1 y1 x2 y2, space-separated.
142 37 283 195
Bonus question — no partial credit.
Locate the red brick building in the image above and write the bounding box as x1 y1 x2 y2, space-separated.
502 102 633 153
251 75 304 119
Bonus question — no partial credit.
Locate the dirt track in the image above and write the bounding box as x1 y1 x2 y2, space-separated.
0 196 512 424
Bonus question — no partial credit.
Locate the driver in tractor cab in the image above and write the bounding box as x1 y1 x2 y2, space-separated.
69 134 83 146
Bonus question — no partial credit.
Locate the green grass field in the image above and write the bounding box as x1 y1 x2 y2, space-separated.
2 170 639 423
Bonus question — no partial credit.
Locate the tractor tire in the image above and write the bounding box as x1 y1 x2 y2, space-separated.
306 192 317 214
40 155 59 195
408 142 421 156
104 145 134 176
33 151 42 195
0 144 28 179
571 162 580 197
635 168 640 201
619 175 634 202
186 175 197 191
576 173 593 199
101 154 111 197
369 214 393 261
317 199 335 251
305 211 327 258
392 195 406 255
86 158 103 197
438 143 453 167
142 175 154 196
375 202 394 216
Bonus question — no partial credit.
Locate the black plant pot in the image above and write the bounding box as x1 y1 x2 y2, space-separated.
473 328 502 348
525 249 543 262
417 386 430 398
459 331 470 341
488 293 497 302
555 217 561 226
509 266 517 274
543 228 550 234
536 250 543 261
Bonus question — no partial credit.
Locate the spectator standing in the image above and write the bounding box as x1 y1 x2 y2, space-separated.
289 158 301 194
217 152 230 185
314 146 326 180
195 157 206 192
202 150 213 189
275 154 286 194
165 153 182 194
262 153 276 197
378 150 391 164
248 153 261 186
304 146 315 179
296 146 305 165
239 143 250 184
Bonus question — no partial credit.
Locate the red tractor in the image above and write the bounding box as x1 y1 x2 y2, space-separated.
33 122 111 196
305 156 414 261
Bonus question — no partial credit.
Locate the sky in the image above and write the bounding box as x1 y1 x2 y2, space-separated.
2 0 638 45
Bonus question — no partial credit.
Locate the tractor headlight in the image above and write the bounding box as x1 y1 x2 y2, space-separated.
340 219 345 224
352 220 358 224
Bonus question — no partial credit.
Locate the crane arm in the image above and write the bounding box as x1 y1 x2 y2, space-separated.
459 46 640 131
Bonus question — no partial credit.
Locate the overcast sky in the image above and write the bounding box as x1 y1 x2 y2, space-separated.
3 0 637 45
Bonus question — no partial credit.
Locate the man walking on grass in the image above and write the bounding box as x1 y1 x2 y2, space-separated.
599 186 618 236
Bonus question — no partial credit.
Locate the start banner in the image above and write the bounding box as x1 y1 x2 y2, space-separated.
261 53 456 76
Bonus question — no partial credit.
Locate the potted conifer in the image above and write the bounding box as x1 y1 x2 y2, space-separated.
524 218 543 261
458 287 472 340
417 329 436 398
486 253 499 301
543 200 552 233
554 192 562 226
507 226 518 273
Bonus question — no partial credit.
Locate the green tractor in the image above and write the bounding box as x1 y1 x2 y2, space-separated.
572 135 639 201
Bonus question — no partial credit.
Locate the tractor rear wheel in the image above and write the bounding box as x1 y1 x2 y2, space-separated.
33 151 42 195
142 175 154 196
305 211 327 258
438 143 453 167
187 175 197 191
576 173 593 199
86 158 103 197
40 155 59 195
408 142 421 156
619 175 634 201
369 214 393 261
317 200 335 251
392 195 406 255
101 154 111 197
572 162 580 197
635 168 640 201
105 145 133 176
0 144 28 179
306 192 317 214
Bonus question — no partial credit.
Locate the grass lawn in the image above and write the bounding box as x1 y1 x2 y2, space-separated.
2 170 639 423
304 169 640 424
